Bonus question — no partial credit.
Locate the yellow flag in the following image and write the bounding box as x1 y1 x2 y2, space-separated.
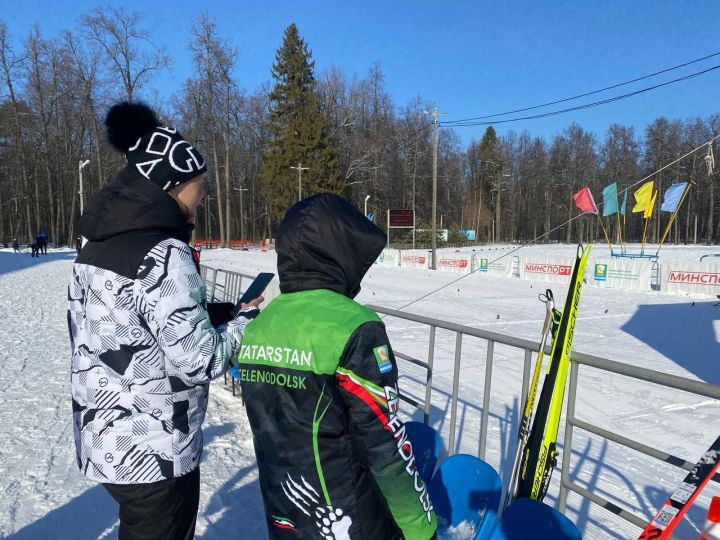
643 190 657 219
632 181 654 214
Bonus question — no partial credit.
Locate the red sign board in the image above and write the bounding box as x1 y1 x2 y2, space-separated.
524 263 572 276
389 209 414 228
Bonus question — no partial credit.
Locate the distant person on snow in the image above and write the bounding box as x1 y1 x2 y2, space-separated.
67 101 260 540
12 238 19 252
75 236 82 255
38 231 48 253
30 242 39 257
233 193 437 540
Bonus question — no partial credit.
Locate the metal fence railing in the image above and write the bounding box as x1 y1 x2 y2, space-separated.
200 265 256 303
366 304 720 537
202 267 720 536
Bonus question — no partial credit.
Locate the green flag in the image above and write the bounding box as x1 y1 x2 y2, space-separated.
620 190 628 216
602 183 619 217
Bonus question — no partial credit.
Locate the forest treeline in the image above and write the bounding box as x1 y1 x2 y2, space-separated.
0 10 717 247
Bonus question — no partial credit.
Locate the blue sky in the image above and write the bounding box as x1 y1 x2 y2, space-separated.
4 0 719 146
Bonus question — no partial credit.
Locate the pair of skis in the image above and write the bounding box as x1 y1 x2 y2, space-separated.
501 244 720 534
503 287 558 508
505 244 590 505
638 434 720 539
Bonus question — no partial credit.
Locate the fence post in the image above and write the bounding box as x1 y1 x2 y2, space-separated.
424 326 436 425
559 359 580 514
479 340 494 460
210 268 218 301
447 331 463 454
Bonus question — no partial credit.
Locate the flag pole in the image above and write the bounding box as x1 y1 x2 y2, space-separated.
623 210 627 255
641 190 657 256
597 214 613 251
620 189 628 254
656 183 692 255
615 212 624 254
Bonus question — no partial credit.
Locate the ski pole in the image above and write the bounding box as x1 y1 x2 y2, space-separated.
503 289 555 509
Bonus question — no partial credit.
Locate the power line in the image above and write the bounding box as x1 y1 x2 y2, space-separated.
443 52 720 125
441 65 720 127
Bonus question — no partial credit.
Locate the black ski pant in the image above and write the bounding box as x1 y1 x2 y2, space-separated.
103 467 200 540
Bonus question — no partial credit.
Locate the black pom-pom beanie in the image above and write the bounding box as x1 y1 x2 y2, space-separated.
105 101 207 191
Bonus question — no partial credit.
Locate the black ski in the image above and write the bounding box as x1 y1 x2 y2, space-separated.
639 434 720 539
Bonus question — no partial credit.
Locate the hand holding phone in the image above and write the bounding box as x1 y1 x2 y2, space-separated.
235 272 274 312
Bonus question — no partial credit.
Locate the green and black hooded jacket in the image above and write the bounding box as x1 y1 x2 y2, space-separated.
235 194 437 540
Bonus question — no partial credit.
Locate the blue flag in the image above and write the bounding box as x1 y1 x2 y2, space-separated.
620 190 628 216
660 183 688 213
602 182 619 216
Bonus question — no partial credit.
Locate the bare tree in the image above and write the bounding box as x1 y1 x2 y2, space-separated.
83 7 170 102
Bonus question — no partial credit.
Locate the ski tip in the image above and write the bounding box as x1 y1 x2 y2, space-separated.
576 244 592 258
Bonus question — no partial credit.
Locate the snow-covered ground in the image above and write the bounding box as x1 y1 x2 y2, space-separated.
1 242 719 539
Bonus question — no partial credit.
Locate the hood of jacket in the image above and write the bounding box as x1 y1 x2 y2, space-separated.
276 193 387 298
79 165 193 243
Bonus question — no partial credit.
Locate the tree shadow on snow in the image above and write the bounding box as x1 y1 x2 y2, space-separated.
0 250 76 278
198 465 267 539
563 436 712 538
621 301 720 384
202 423 235 449
397 370 519 475
7 424 240 539
564 438 649 539
7 484 118 540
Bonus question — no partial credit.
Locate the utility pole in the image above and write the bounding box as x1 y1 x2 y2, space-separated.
234 180 249 242
426 107 447 268
290 163 309 201
240 186 246 242
431 108 440 270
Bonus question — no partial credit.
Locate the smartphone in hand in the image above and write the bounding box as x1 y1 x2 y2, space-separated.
235 272 274 312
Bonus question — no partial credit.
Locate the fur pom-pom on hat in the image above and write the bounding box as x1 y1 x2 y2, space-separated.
105 102 160 152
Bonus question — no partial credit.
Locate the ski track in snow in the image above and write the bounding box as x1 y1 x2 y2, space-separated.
1 243 719 539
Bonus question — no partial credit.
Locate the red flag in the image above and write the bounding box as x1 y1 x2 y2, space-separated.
572 187 598 214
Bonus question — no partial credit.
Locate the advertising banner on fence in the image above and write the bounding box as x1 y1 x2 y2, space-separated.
437 254 471 273
520 257 576 283
375 248 398 267
588 258 652 291
400 250 429 269
473 255 513 277
662 261 720 296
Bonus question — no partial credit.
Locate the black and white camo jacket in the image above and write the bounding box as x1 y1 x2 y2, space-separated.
68 168 255 484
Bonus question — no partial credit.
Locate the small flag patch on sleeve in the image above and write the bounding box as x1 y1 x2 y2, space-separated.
272 516 295 530
373 345 392 373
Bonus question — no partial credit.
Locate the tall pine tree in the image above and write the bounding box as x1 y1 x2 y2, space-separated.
262 24 341 222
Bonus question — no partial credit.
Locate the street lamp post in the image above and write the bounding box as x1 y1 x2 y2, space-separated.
290 163 309 201
234 183 249 242
78 159 90 215
364 195 370 217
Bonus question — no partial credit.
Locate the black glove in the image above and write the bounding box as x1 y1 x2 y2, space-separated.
207 302 235 327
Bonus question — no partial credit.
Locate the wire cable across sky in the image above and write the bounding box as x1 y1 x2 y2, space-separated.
442 52 720 128
441 65 719 128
